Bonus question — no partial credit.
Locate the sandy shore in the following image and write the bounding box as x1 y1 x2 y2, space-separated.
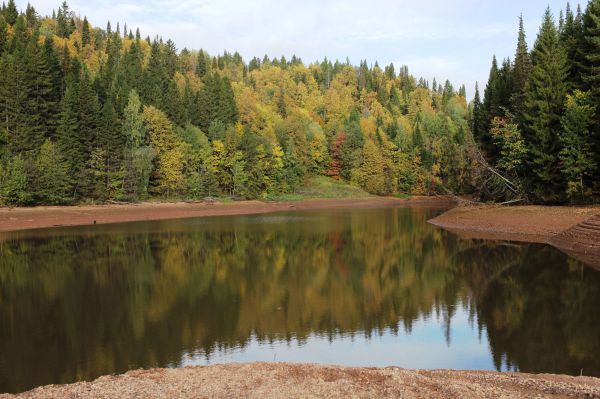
3 363 599 399
428 204 600 243
429 204 600 268
0 196 453 234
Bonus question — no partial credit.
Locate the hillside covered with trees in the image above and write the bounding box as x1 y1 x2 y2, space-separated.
0 1 598 206
474 1 600 203
0 0 474 206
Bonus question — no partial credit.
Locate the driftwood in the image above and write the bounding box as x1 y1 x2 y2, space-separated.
469 146 526 204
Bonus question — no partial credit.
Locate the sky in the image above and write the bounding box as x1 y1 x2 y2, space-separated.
21 0 580 98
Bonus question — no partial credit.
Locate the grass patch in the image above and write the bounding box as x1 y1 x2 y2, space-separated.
269 176 372 201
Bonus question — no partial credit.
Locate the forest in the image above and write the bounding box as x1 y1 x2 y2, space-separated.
475 2 600 203
0 0 598 205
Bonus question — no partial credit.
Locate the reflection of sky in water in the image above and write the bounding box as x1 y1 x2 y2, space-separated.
180 306 499 371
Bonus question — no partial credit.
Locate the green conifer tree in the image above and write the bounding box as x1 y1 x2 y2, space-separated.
512 15 532 126
81 16 91 46
34 139 72 204
559 90 596 200
4 0 17 25
523 8 569 202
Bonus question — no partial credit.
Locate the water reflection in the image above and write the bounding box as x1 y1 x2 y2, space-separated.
0 207 599 393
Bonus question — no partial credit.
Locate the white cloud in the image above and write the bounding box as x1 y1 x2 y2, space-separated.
20 0 571 99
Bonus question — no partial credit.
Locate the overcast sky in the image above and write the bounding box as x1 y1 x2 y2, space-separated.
22 0 578 98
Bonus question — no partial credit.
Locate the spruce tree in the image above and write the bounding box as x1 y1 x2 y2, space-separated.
559 90 596 200
581 0 600 172
34 139 72 204
523 8 569 202
480 56 500 155
561 3 585 88
56 82 82 179
25 3 37 28
4 0 17 25
195 50 207 78
0 16 7 53
56 1 71 38
81 17 91 46
512 15 532 126
497 58 513 114
471 82 486 142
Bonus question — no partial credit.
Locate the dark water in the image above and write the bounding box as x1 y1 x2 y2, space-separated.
1 207 600 393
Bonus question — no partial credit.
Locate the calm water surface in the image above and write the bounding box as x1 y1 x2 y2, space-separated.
1 207 600 393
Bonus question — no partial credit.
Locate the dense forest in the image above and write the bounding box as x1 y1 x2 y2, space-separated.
0 0 474 205
474 1 600 203
0 1 598 206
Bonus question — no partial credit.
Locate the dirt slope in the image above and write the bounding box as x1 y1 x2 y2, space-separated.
429 205 600 267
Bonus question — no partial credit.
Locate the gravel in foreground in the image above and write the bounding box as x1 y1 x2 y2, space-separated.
3 363 600 399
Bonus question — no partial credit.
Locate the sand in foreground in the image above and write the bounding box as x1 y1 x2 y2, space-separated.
3 363 599 399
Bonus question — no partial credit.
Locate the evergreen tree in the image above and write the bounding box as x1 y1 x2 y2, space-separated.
581 0 600 171
480 56 500 156
559 90 596 200
512 15 532 126
56 82 82 196
56 1 72 38
523 8 569 201
4 0 17 25
471 82 486 142
195 50 207 78
95 98 124 199
34 139 72 204
0 24 45 157
81 17 91 46
0 154 29 205
0 16 7 53
25 3 37 28
561 3 585 88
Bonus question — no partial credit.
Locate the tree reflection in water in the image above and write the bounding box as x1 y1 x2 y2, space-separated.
0 207 599 393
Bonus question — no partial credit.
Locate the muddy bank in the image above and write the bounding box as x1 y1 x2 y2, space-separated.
0 196 454 234
429 205 600 267
2 363 598 399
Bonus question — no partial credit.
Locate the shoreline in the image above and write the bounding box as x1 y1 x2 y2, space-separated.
3 363 599 398
0 196 454 234
429 204 600 268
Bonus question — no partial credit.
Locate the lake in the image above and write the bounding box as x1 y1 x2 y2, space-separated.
1 206 599 393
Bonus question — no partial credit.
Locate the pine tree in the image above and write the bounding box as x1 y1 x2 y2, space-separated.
523 8 569 202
